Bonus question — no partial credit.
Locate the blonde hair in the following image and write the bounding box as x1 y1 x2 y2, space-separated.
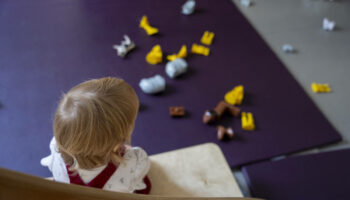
54 77 139 169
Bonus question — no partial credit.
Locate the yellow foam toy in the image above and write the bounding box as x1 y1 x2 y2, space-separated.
241 112 255 131
167 45 188 61
146 45 163 65
139 15 159 36
201 31 215 46
311 83 331 93
191 43 210 56
225 85 244 105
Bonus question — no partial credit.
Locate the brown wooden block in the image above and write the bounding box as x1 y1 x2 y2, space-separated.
202 110 218 124
169 106 185 117
217 125 234 141
203 101 241 124
226 105 241 117
214 101 228 116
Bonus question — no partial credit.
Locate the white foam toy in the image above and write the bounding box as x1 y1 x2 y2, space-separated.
113 35 135 58
323 18 335 31
139 75 166 94
240 0 252 7
282 44 294 53
182 0 196 15
165 58 188 79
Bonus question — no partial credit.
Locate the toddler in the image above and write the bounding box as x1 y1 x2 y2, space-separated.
41 77 151 194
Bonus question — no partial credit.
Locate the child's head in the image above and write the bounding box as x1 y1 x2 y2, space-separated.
54 77 139 169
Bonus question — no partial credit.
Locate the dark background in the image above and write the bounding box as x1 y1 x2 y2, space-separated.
0 0 341 176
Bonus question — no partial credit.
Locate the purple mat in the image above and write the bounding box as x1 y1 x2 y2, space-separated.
0 0 341 177
242 149 350 200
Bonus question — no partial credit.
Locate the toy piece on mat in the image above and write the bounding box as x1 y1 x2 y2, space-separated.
203 101 241 124
139 75 166 94
225 85 244 105
241 112 255 131
201 31 215 46
165 58 188 78
282 44 295 53
240 0 252 7
323 18 335 31
191 43 210 56
311 83 331 93
217 125 234 141
146 45 163 65
167 45 187 61
112 35 135 58
169 106 186 117
139 15 159 36
182 0 196 15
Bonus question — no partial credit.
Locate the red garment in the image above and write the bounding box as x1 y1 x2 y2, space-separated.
66 162 117 188
66 146 151 194
134 176 152 194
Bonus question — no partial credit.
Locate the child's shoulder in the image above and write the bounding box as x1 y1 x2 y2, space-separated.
114 146 150 181
123 146 149 161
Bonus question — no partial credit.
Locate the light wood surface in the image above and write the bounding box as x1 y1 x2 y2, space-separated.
149 143 243 197
0 166 260 200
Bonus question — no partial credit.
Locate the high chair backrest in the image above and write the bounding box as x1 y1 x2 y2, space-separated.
0 167 261 200
148 143 243 197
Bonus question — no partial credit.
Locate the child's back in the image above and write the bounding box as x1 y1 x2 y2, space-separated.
41 77 151 194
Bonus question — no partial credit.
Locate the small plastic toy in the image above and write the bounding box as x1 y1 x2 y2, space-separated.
191 43 210 56
311 83 331 93
282 44 295 53
165 58 188 79
240 0 252 7
203 101 241 124
139 15 159 36
167 45 187 61
146 45 163 65
139 74 166 94
112 35 135 58
200 31 215 46
224 85 244 105
323 18 335 31
241 112 255 131
169 106 186 117
182 0 196 15
217 125 234 141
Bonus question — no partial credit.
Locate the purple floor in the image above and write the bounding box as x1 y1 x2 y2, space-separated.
242 149 350 200
0 0 341 177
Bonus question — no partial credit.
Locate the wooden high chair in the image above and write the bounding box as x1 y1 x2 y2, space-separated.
0 143 262 200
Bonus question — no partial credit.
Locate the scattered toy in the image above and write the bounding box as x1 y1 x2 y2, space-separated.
323 18 335 31
282 44 295 53
146 45 163 65
191 43 210 56
169 106 186 117
112 35 135 58
203 101 241 124
225 85 244 105
139 15 159 35
240 0 252 7
217 125 234 141
165 58 188 79
139 74 166 94
182 0 196 15
241 112 255 131
201 31 215 46
311 83 331 93
167 45 188 61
